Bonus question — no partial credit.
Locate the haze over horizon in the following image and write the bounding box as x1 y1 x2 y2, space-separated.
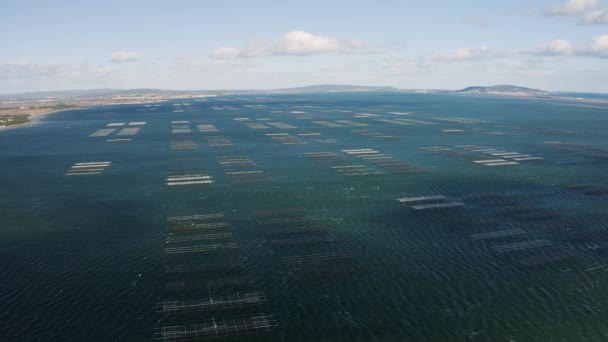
2 0 608 93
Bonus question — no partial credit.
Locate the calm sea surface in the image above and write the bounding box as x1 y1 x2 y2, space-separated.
2 92 608 341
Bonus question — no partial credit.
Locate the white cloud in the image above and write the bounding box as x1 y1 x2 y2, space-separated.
532 39 573 56
110 51 139 63
582 8 608 24
578 34 608 57
426 46 507 62
208 31 385 59
209 41 268 59
272 31 349 55
546 0 599 16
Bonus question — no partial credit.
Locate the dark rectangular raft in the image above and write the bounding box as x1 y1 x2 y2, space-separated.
166 233 233 243
165 277 250 292
164 243 239 255
157 292 267 315
396 195 464 211
154 314 277 341
492 239 553 253
469 229 527 240
167 222 229 232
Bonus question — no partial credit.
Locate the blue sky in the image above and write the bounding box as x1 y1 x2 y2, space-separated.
1 0 608 93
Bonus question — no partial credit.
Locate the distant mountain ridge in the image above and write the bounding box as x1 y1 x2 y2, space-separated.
455 85 550 96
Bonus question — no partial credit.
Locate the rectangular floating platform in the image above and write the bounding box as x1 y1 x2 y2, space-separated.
73 162 112 166
298 133 322 137
65 171 102 176
167 222 229 232
154 315 277 341
469 229 527 240
332 165 366 169
166 174 214 186
244 123 269 129
206 136 233 147
164 243 239 255
168 213 224 222
89 128 116 137
117 127 140 136
513 157 545 161
66 161 112 176
484 161 519 166
492 239 554 253
397 195 446 204
257 216 317 226
266 133 306 145
157 292 267 315
225 170 264 175
313 121 345 127
106 122 125 127
375 119 411 126
129 121 147 126
490 152 521 156
267 122 296 129
166 232 232 243
411 202 464 211
197 124 219 132
336 120 369 127
391 118 433 125
473 159 507 164
342 149 379 155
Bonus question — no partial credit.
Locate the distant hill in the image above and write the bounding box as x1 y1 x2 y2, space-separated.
455 85 551 96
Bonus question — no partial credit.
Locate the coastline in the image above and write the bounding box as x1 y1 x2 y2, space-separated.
0 99 169 131
0 107 83 130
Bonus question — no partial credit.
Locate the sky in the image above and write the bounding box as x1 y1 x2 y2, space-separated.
1 0 608 93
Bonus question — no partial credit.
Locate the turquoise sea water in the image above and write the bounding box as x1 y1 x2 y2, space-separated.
2 92 608 341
